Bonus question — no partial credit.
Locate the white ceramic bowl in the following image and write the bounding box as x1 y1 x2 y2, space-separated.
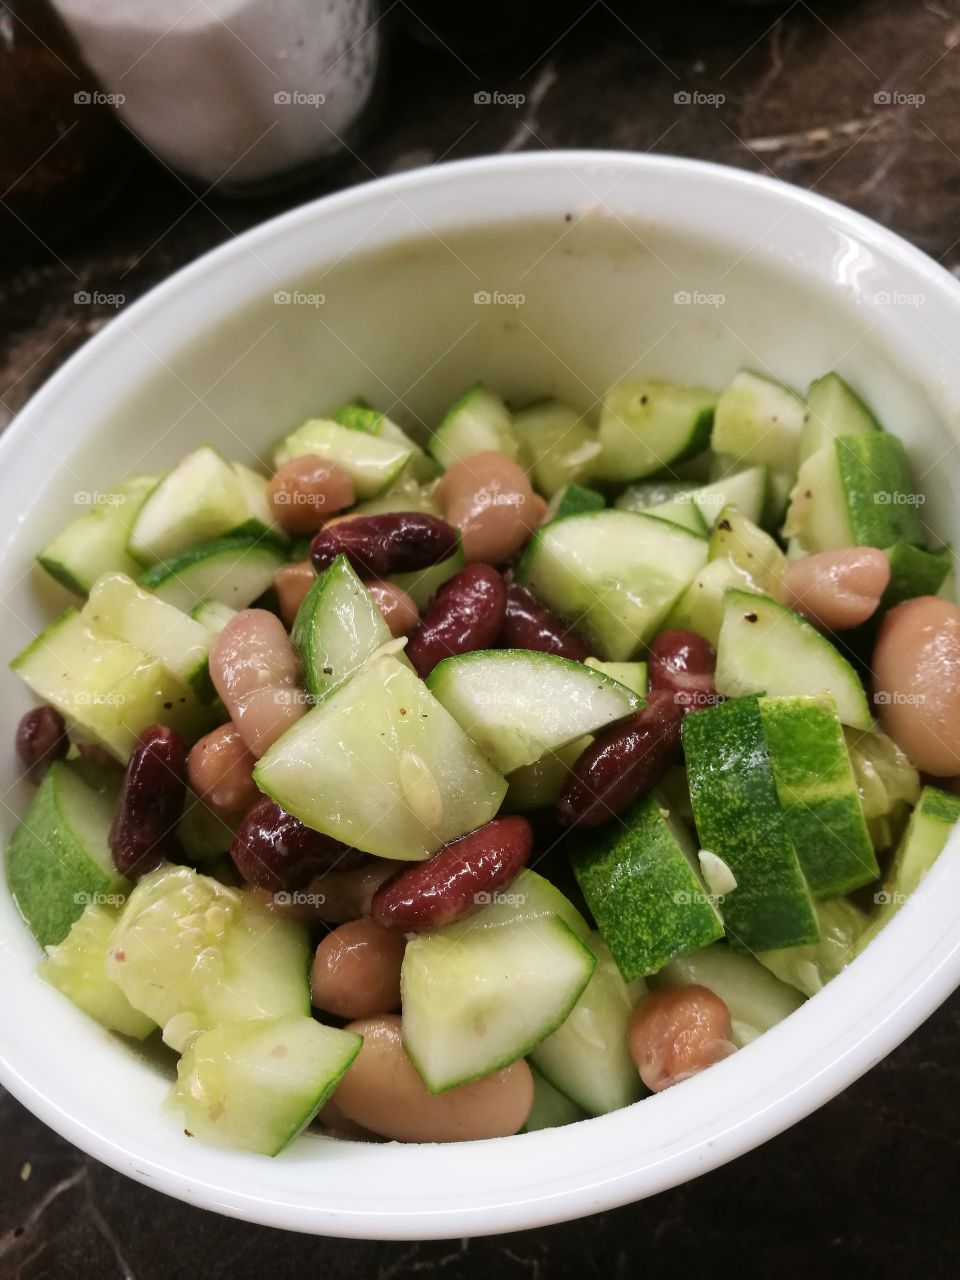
2 152 960 1240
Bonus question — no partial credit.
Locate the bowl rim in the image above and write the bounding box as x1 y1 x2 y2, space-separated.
2 149 960 1239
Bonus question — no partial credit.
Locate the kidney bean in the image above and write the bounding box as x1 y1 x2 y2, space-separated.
311 918 406 1019
109 725 187 878
648 628 720 714
209 609 306 758
371 816 533 932
406 564 507 678
310 512 458 579
556 689 683 827
15 705 68 782
267 455 354 535
436 452 543 565
334 1014 534 1142
187 724 259 820
628 985 736 1092
230 795 363 891
873 595 960 776
780 547 890 631
274 560 316 627
365 580 420 637
500 583 590 661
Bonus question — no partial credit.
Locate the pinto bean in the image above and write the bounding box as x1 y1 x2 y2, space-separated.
209 609 306 758
780 547 890 631
406 564 507 678
500 583 590 661
187 724 259 820
648 628 719 713
311 918 405 1019
436 452 543 564
274 560 316 627
333 1014 534 1142
365 580 420 638
873 595 960 775
628 985 736 1092
310 512 458 579
15 705 68 781
267 456 354 534
230 795 362 891
109 725 186 878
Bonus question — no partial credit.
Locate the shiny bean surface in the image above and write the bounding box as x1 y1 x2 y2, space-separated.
230 795 361 891
187 724 259 820
311 512 458 579
209 609 305 758
628 985 736 1092
15 705 68 782
500 583 590 661
780 547 890 631
873 595 960 775
109 725 186 878
372 816 533 931
406 564 507 678
557 689 683 827
648 628 719 713
365 580 420 638
334 1014 534 1142
436 452 543 564
267 455 355 534
274 560 316 627
311 918 405 1019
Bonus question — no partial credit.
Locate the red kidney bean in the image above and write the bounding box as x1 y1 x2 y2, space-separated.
499 583 590 661
310 512 459 579
109 725 187 878
15 705 68 781
406 564 507 678
371 816 533 931
648 628 720 714
556 689 683 827
230 795 364 891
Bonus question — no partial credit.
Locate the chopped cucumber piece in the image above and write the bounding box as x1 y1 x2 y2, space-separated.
684 695 820 951
571 791 724 981
649 943 804 1047
233 462 284 535
191 600 237 633
759 695 878 896
254 654 507 861
39 902 155 1038
353 477 441 519
332 401 439 484
11 609 214 760
584 658 648 698
178 790 236 862
514 399 600 495
106 865 310 1049
38 473 159 596
715 590 872 729
596 380 716 482
401 910 596 1092
275 418 412 498
330 399 382 431
522 1068 587 1131
666 557 754 646
845 725 920 852
786 434 923 553
389 542 465 610
711 371 806 472
171 1016 361 1155
643 494 707 536
709 506 786 596
516 511 708 661
883 542 953 608
503 735 591 813
82 572 214 700
615 479 691 513
428 383 519 468
546 483 606 522
6 762 125 946
291 555 391 702
128 447 253 565
138 533 287 612
458 867 591 940
758 898 868 997
531 934 645 1116
426 649 639 774
799 372 879 464
687 466 767 528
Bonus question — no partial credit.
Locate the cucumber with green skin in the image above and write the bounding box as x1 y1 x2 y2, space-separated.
546 483 606 522
39 902 156 1038
291 554 391 702
514 399 601 496
254 654 507 861
530 933 645 1116
584 658 648 698
798 372 879 464
457 868 592 940
614 479 691 512
332 400 440 483
666 557 754 646
689 466 767 528
38 473 159 596
172 1016 362 1155
759 694 879 897
758 897 868 997
845 725 920 852
138 533 287 612
649 942 804 1046
845 544 954 663
6 762 126 946
571 791 724 982
684 695 820 952
709 505 786 594
503 735 591 812
389 543 465 610
274 418 413 497
426 649 640 775
191 600 237 633
516 510 708 661
178 790 236 862
595 380 716 482
522 1068 587 1132
711 371 806 473
428 383 519 467
715 589 872 730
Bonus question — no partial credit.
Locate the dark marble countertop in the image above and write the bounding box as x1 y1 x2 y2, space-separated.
3 0 960 1274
